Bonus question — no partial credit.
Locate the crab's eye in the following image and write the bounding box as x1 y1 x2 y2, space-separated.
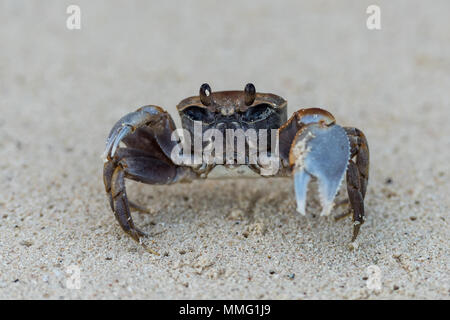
244 83 256 106
199 83 212 106
243 104 273 122
183 106 214 123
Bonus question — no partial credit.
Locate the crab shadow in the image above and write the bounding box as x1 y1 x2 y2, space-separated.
123 176 383 253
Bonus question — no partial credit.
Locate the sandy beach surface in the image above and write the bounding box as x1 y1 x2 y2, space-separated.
0 0 449 299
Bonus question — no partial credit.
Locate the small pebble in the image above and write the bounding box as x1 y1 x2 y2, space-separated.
20 240 33 247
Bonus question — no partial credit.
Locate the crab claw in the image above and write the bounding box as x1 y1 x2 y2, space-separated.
290 123 350 216
102 125 133 162
293 169 311 215
101 106 171 162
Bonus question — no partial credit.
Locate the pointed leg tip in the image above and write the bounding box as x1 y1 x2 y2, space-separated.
145 246 160 256
349 222 362 250
348 240 359 251
140 240 160 255
351 222 362 242
132 232 160 255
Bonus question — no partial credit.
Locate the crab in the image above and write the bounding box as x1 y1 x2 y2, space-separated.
102 83 369 253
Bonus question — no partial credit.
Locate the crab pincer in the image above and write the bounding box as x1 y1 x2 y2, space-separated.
285 109 369 241
290 122 350 216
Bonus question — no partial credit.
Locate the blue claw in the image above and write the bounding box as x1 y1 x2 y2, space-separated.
111 125 132 157
294 169 311 215
102 125 132 161
292 124 350 216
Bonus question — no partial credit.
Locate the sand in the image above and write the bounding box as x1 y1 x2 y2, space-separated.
0 0 449 299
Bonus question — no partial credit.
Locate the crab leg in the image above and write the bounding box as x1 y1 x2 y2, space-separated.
104 148 180 254
344 127 370 241
103 107 193 253
346 161 364 241
345 127 369 198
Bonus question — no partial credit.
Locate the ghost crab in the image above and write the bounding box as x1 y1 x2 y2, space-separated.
102 83 369 253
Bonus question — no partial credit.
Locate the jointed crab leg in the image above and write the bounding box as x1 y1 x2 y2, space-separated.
102 106 190 253
344 127 370 241
345 127 369 198
346 161 364 241
104 148 180 254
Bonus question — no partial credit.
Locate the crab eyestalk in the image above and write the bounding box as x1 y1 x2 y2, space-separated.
199 83 212 106
244 83 256 106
